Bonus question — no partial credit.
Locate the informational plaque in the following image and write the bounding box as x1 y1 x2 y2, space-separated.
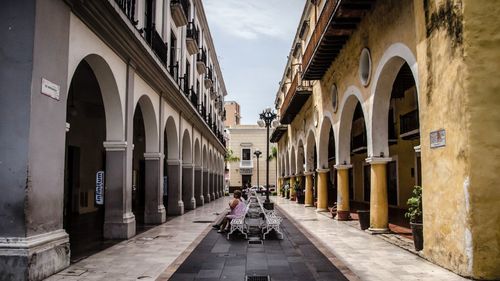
41 78 60 100
430 129 446 149
95 171 104 205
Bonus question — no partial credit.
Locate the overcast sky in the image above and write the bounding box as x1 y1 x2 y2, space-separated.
203 0 304 124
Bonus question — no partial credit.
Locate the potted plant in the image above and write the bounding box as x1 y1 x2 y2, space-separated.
284 182 290 199
295 178 305 204
405 185 423 251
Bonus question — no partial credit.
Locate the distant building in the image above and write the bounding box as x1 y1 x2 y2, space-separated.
224 101 241 127
226 125 277 192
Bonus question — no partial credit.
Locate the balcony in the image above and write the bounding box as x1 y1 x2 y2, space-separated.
400 109 420 140
302 0 374 80
190 88 198 108
196 48 207 74
115 0 138 25
186 22 199 55
351 133 367 154
279 73 312 124
240 160 253 168
270 125 288 143
198 104 207 118
170 0 189 27
204 67 213 88
144 26 168 66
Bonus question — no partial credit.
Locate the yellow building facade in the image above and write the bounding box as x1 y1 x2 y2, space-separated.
272 0 500 279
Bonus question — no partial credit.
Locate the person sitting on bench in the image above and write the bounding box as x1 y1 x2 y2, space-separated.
217 190 246 233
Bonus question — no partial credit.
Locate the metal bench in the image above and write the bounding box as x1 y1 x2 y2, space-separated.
261 209 283 240
227 203 251 239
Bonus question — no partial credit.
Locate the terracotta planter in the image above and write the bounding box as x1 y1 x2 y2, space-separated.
410 222 424 251
357 210 370 230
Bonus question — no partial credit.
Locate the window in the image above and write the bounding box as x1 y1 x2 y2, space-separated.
242 148 251 160
387 161 398 206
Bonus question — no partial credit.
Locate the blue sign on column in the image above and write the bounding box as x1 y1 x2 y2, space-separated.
96 171 104 205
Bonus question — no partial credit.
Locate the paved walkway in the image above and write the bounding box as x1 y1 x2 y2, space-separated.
168 209 350 281
274 196 470 281
45 198 229 281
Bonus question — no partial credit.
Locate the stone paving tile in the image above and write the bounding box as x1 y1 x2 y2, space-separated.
44 198 230 281
169 204 349 281
274 196 471 281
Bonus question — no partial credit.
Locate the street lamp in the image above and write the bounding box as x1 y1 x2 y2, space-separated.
258 107 277 209
253 149 262 191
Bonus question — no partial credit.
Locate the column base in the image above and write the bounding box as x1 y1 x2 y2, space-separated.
0 230 69 281
184 198 196 210
197 196 205 206
367 227 391 234
204 194 211 203
304 204 314 207
336 210 351 221
167 201 185 216
104 212 136 239
212 193 216 200
144 206 166 224
316 208 328 213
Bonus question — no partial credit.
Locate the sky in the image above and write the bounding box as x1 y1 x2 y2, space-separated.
203 0 304 124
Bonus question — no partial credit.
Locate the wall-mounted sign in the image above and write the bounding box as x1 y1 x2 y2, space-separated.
240 168 253 175
95 171 104 205
41 78 60 100
430 129 446 149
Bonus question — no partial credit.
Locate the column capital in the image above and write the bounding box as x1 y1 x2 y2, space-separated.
334 164 352 170
144 152 163 160
316 168 330 173
304 171 315 176
182 163 195 168
103 141 127 151
166 159 181 165
365 157 392 165
295 173 304 177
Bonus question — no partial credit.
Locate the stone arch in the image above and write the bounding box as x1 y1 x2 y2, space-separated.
369 43 419 157
194 138 201 166
305 129 316 172
182 129 192 163
337 86 368 164
165 116 179 160
135 94 159 152
77 54 124 141
290 146 296 175
202 144 208 168
297 139 306 174
318 116 335 169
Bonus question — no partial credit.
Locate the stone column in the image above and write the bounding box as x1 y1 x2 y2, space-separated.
335 164 352 220
143 152 166 224
304 172 314 207
103 141 136 239
316 168 329 212
210 171 216 199
366 157 392 233
203 168 210 202
182 163 196 210
289 175 296 200
215 172 220 198
166 159 184 215
276 178 281 196
195 166 204 206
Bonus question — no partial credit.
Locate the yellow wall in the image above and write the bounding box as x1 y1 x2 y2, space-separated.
463 0 500 279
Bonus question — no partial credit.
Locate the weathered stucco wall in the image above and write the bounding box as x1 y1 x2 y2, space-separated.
463 0 500 279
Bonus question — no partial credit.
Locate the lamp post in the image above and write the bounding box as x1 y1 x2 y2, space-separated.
253 149 262 191
258 107 277 209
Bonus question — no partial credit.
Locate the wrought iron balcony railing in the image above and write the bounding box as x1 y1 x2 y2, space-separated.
144 26 168 66
115 0 138 25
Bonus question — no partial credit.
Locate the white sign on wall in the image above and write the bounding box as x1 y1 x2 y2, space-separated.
430 129 446 149
41 78 60 100
95 171 104 205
